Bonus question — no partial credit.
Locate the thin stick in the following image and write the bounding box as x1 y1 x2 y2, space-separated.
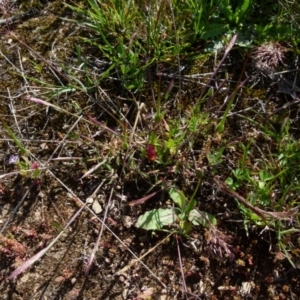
176 236 188 298
116 231 173 275
85 186 114 274
17 47 29 90
120 101 146 175
199 34 238 106
8 88 22 136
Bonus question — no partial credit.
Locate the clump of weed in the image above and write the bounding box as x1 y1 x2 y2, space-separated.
204 226 234 259
251 42 287 75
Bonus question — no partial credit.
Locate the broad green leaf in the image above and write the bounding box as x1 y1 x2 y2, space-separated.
200 23 229 40
169 188 186 209
136 208 178 230
225 177 234 186
239 0 251 15
188 209 217 227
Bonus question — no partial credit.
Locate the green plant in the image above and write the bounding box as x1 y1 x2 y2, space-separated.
146 121 186 165
65 0 145 91
187 0 253 47
219 0 251 25
135 184 236 259
224 120 300 265
66 0 187 92
136 183 216 235
207 147 224 167
2 121 41 181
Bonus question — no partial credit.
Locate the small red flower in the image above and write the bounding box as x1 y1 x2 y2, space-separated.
31 162 39 169
146 145 157 161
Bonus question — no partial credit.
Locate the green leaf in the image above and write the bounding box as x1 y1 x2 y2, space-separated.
33 169 42 179
225 177 234 186
120 64 126 74
233 0 250 23
180 219 192 235
233 168 250 181
169 188 186 209
188 209 217 227
166 138 177 155
2 121 28 156
185 197 196 215
219 1 233 22
207 147 224 166
259 170 273 181
136 208 178 230
200 23 229 40
258 181 265 189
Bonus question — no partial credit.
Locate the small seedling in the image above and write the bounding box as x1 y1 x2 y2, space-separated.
136 185 216 235
3 121 41 181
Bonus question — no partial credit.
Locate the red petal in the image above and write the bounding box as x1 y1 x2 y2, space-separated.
146 145 157 161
